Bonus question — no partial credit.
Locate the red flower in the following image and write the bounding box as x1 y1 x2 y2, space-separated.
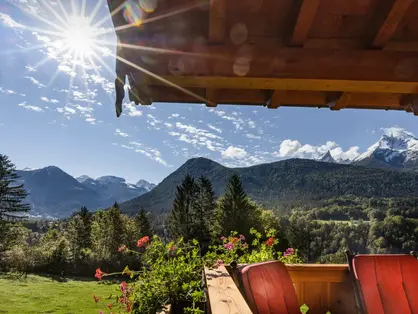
137 236 150 248
94 268 107 281
118 244 127 253
231 237 239 244
120 281 128 292
106 304 113 310
126 303 131 312
169 244 175 251
98 311 103 314
93 295 101 303
266 237 275 247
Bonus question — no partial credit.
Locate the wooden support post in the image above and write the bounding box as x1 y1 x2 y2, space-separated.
289 0 320 47
206 89 218 107
267 90 287 109
329 92 351 111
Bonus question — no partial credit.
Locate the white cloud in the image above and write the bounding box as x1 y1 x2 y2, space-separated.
121 141 171 167
58 65 76 77
274 139 359 161
248 120 256 128
222 146 248 159
24 76 45 88
164 122 173 128
64 106 76 114
0 12 25 30
40 97 59 103
246 133 261 139
17 101 43 112
115 129 129 137
0 87 16 95
207 124 222 133
125 102 143 117
25 65 36 72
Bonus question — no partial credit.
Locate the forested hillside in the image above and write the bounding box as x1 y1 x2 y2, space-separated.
121 157 418 214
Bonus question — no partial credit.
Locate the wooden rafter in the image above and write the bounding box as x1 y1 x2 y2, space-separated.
267 91 287 109
370 0 414 49
289 0 320 46
208 0 226 44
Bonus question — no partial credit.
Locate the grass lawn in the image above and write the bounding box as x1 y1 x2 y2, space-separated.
0 273 120 314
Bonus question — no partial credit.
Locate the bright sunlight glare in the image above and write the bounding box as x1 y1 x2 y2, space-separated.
62 16 96 56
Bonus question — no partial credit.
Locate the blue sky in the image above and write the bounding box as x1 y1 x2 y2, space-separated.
1 0 418 184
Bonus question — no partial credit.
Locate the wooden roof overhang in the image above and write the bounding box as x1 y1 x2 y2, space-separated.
107 0 418 116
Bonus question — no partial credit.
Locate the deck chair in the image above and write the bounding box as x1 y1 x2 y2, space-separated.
232 260 300 314
346 251 418 314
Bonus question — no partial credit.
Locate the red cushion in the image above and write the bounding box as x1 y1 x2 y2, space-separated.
239 260 300 314
353 255 418 314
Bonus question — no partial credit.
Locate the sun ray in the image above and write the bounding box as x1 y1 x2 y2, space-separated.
88 0 105 25
56 0 72 24
92 2 125 29
87 54 115 105
40 0 69 30
0 43 51 56
112 2 208 34
115 55 215 106
95 40 224 61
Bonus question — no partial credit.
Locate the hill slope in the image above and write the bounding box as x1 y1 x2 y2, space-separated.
120 157 418 214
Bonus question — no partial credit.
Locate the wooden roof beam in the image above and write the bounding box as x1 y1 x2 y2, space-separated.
400 94 418 115
289 0 320 47
208 0 226 44
266 90 287 109
370 0 414 49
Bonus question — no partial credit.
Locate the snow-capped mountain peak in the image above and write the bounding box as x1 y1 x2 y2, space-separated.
353 127 418 168
76 175 94 183
318 151 336 163
96 175 126 185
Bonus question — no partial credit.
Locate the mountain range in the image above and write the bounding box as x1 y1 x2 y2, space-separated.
12 128 418 218
15 167 155 218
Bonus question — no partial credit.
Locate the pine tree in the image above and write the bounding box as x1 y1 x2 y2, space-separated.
0 154 30 218
135 207 152 238
168 174 198 241
216 174 257 237
66 215 85 263
192 176 216 244
71 206 92 249
108 203 124 255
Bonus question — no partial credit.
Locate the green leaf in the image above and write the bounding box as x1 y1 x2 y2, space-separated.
300 304 309 314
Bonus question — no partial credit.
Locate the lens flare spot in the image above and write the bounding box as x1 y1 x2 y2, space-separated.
123 1 145 26
230 23 248 45
233 57 250 76
168 59 186 76
139 0 158 13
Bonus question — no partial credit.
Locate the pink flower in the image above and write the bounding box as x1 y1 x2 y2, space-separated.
120 281 128 292
94 268 107 281
216 260 224 267
266 237 275 247
284 248 294 257
98 311 103 314
118 244 127 253
220 236 226 241
224 242 235 250
137 236 150 248
239 234 246 242
242 243 248 248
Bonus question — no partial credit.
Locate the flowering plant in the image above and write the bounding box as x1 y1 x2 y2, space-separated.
205 228 302 267
93 236 205 314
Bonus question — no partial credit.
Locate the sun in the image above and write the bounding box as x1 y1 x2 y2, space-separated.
62 15 96 56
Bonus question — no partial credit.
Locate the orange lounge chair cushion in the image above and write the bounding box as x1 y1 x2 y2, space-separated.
240 260 300 314
353 255 418 314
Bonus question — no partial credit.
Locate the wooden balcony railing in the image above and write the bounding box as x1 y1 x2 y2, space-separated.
204 264 357 314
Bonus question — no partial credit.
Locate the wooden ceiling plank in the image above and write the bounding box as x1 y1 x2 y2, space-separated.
290 0 320 46
153 76 418 95
209 0 226 44
371 0 414 48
